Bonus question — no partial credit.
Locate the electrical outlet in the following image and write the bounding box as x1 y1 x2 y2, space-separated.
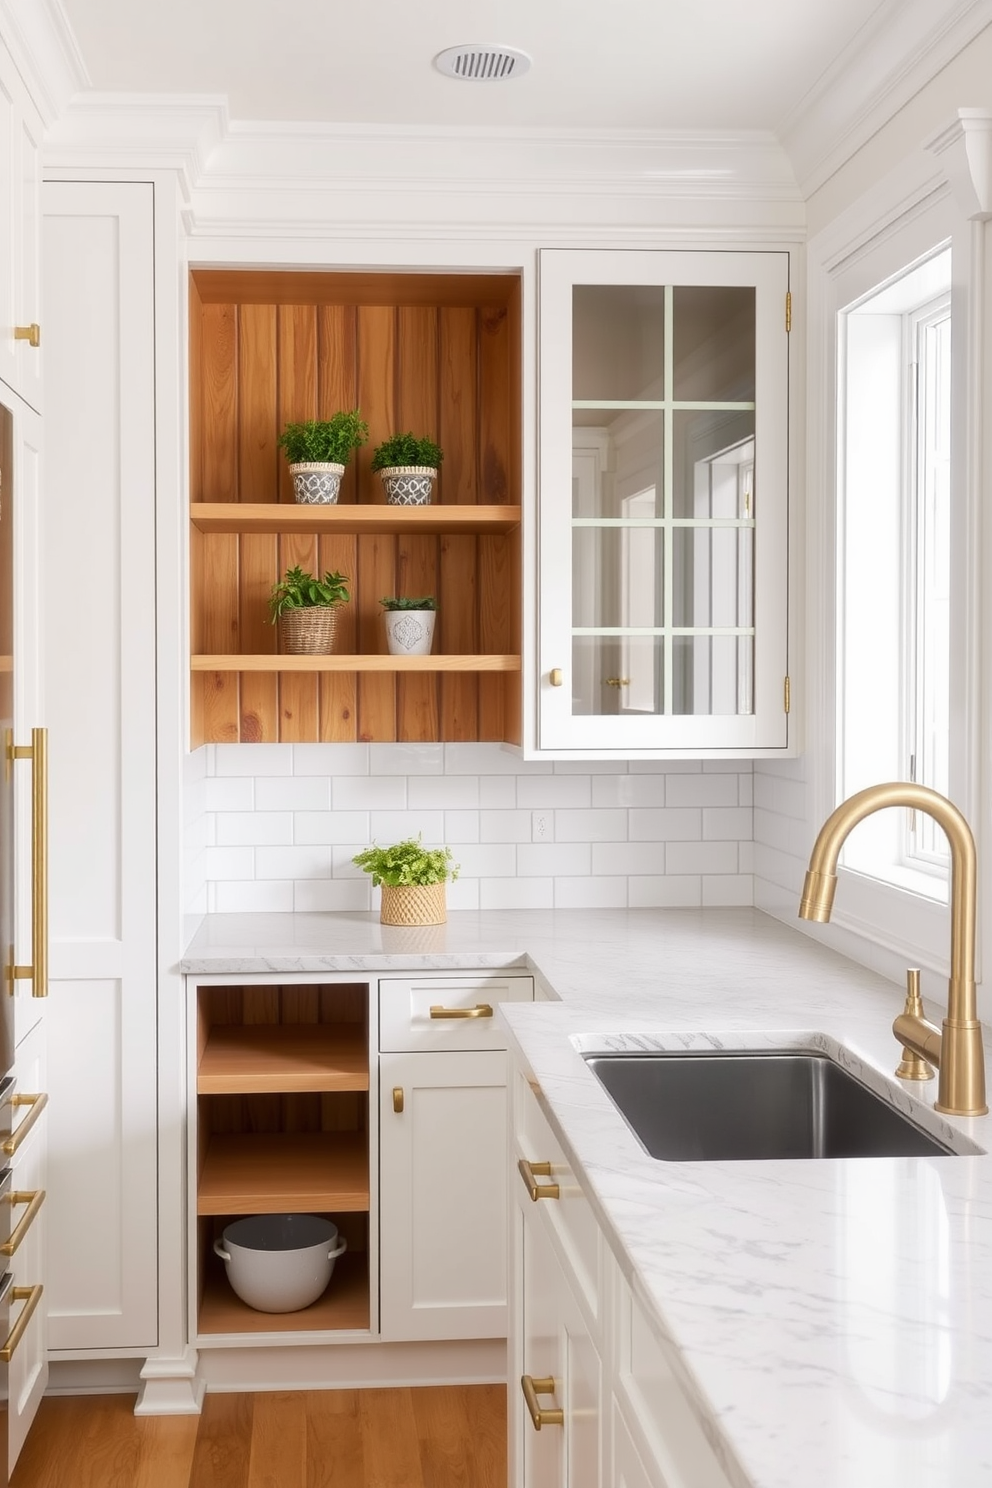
532 811 552 842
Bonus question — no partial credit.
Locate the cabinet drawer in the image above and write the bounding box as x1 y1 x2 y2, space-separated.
514 1070 602 1337
615 1278 732 1488
379 974 534 1053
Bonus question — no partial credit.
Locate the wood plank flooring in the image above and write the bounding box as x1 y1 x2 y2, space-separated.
10 1385 507 1488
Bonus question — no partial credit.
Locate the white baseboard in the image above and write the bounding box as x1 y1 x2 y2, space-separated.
197 1338 507 1393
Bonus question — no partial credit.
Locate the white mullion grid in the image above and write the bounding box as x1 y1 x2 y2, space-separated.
663 283 675 715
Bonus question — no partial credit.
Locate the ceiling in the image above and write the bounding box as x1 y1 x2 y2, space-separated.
59 0 896 134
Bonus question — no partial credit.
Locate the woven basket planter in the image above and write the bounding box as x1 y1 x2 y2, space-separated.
279 606 339 655
379 882 447 926
378 466 437 506
289 462 345 505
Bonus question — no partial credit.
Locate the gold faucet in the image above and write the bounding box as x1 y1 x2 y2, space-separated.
799 782 987 1117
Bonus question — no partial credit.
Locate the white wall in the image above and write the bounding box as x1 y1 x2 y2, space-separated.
184 744 754 916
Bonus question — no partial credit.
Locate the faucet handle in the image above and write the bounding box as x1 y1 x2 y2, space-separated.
895 969 936 1081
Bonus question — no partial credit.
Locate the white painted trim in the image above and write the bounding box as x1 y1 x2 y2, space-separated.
196 1339 506 1393
0 0 88 126
780 0 992 196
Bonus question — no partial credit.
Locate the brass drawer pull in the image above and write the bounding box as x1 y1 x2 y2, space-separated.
6 728 48 997
0 1285 43 1362
3 1092 48 1156
517 1157 559 1202
429 1003 494 1020
392 1087 404 1114
0 1190 45 1256
521 1374 563 1430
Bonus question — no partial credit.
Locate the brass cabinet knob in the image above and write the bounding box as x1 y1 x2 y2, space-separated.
14 324 40 348
605 677 631 688
549 669 563 687
392 1087 404 1114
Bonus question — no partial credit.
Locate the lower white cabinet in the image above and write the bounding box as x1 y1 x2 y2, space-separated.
510 1063 734 1488
8 1017 47 1474
379 1048 509 1341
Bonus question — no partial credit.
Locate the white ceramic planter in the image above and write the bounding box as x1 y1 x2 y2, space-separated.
384 608 436 656
214 1213 347 1313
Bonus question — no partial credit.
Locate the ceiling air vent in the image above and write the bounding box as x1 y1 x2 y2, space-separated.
433 45 532 82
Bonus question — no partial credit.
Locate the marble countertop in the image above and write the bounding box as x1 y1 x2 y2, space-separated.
182 906 992 1487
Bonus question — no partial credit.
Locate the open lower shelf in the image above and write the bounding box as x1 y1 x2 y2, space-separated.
198 1245 370 1338
191 653 520 673
190 502 521 535
198 1132 369 1214
198 1024 369 1095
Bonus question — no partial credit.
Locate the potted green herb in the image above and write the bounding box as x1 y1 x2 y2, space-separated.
352 836 459 925
370 432 443 506
268 565 350 654
380 595 437 656
277 410 369 505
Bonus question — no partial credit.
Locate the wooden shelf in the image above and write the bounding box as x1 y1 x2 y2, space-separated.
198 1245 370 1338
191 653 521 673
190 502 521 535
198 1132 369 1215
198 1025 369 1095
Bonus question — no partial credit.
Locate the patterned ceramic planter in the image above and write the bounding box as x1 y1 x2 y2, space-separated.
378 465 437 506
384 608 436 657
290 462 345 505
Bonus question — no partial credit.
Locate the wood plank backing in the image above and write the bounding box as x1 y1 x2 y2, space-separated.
238 305 279 740
356 305 397 740
396 304 441 739
193 268 519 308
439 308 480 736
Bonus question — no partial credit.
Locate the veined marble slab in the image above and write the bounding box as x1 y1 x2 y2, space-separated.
182 906 992 1486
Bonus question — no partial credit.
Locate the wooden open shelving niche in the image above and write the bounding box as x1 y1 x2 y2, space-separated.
195 983 372 1339
189 268 523 746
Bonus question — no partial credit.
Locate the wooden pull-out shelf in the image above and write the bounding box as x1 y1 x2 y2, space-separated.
198 1024 369 1094
198 1132 369 1214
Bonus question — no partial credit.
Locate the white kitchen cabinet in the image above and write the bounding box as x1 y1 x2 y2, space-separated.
378 973 534 1343
40 180 159 1351
7 1016 47 1474
379 1048 509 1341
0 37 42 413
537 247 791 758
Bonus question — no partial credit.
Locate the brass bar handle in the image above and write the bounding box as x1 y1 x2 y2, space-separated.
3 1092 48 1156
0 1189 45 1256
605 677 631 687
13 324 40 349
520 1374 563 1431
517 1157 560 1202
429 1003 494 1020
8 728 48 997
392 1087 404 1114
0 1285 43 1362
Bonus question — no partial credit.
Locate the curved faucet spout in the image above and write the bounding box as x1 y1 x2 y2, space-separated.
798 782 986 1117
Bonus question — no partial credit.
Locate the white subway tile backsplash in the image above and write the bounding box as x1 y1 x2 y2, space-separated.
554 877 628 908
666 840 738 876
516 774 592 808
408 775 480 809
332 776 407 811
629 808 701 841
255 776 331 812
592 775 666 808
753 772 808 820
190 745 760 915
665 773 739 808
216 811 293 846
518 843 591 877
554 809 627 842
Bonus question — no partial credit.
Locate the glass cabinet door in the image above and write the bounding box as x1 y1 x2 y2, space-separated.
538 249 790 755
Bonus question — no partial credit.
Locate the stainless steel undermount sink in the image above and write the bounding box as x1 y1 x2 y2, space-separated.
583 1050 956 1162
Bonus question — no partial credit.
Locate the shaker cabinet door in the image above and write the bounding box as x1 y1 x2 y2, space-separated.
537 248 791 758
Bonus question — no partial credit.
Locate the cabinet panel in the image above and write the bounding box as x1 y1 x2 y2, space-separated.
537 248 791 756
41 181 159 1351
379 972 534 1052
379 1049 508 1341
0 41 42 412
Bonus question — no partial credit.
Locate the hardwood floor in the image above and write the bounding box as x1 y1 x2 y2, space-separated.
10 1385 507 1488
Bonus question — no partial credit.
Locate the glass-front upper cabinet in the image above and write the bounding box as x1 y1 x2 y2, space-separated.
537 249 791 756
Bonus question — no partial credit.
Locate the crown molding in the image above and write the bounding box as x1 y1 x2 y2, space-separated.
926 108 992 218
0 0 87 123
780 0 992 197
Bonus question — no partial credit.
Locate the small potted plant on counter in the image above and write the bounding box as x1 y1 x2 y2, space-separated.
352 836 459 925
380 595 437 656
370 432 443 506
277 410 369 505
269 565 350 654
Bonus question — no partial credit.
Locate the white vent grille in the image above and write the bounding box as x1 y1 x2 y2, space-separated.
434 45 531 82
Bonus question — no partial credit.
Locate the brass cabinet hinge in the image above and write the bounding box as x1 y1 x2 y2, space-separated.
785 292 792 333
784 676 791 714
